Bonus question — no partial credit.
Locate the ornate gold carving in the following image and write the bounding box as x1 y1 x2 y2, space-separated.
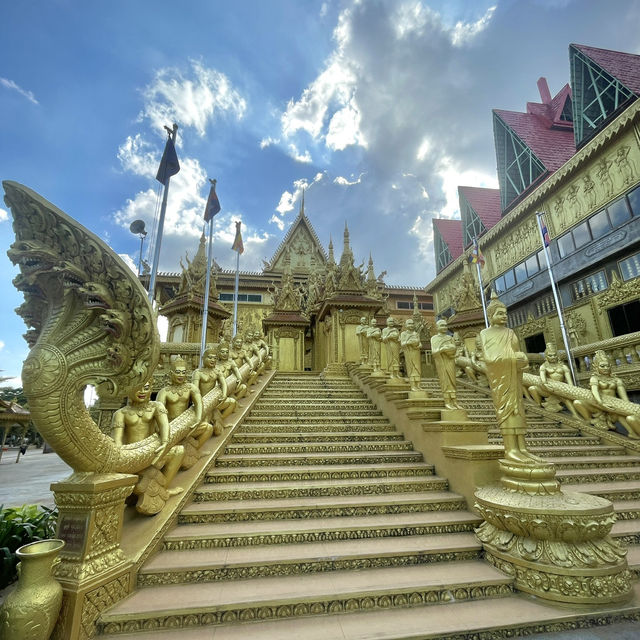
596 273 640 311
492 217 539 274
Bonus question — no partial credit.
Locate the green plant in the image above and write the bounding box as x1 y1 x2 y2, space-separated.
0 504 58 590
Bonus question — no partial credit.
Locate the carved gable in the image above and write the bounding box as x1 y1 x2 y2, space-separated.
268 214 327 275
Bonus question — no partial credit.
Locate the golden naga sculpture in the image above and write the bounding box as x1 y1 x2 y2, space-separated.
430 319 461 411
4 181 192 474
156 357 214 467
381 317 400 379
400 317 422 392
528 342 579 416
193 347 236 428
574 350 640 438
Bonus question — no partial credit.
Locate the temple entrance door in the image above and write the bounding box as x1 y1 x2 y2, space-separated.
304 336 313 371
608 300 640 337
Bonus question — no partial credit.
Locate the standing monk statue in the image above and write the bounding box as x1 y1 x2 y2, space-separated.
382 317 401 378
355 316 369 365
157 357 214 467
400 318 422 392
431 319 461 410
479 294 543 465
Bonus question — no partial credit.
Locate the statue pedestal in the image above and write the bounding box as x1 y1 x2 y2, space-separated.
51 473 137 640
441 407 468 421
475 486 632 605
408 389 428 400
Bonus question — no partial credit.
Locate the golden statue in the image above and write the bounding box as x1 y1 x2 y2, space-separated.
400 318 422 392
366 318 383 376
355 316 369 366
231 335 257 388
246 331 266 376
193 347 236 427
479 295 543 466
156 358 214 467
528 343 578 416
111 381 185 508
217 341 248 400
574 350 640 438
430 319 461 410
381 317 400 378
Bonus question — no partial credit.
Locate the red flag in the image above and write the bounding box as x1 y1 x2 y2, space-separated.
232 221 244 254
204 180 221 222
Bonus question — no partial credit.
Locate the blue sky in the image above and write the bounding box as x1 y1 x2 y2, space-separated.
2 0 640 385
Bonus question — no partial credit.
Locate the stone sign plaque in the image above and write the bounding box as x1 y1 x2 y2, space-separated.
58 515 89 555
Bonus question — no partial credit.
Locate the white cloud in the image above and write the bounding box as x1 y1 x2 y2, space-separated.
269 214 285 231
118 253 138 274
334 172 365 186
0 208 8 223
326 100 367 150
117 135 158 176
288 144 313 163
0 376 22 388
276 190 295 216
0 77 38 105
451 5 496 46
260 136 279 149
0 340 5 351
139 60 246 138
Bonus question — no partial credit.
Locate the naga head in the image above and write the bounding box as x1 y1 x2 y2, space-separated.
100 308 130 340
79 281 115 310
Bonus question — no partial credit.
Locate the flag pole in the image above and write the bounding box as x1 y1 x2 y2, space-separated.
475 260 489 328
148 123 178 303
233 248 240 337
536 212 577 385
200 178 220 367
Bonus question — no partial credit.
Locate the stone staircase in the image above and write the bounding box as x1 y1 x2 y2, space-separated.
99 374 640 639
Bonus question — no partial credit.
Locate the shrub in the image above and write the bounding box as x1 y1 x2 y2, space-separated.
0 504 58 590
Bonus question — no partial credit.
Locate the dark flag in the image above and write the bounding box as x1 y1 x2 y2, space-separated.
204 180 221 222
232 221 244 254
155 136 180 185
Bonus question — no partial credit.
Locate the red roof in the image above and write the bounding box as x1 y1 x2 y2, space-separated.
458 186 501 232
572 44 640 95
493 108 575 172
433 218 463 261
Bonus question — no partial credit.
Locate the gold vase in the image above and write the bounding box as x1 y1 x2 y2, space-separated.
0 539 65 640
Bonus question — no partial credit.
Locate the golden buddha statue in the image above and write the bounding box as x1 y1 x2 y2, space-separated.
575 350 640 438
528 343 578 416
366 318 383 375
479 295 543 465
381 317 400 378
111 381 184 499
430 319 461 410
400 318 422 392
193 347 236 426
355 316 369 365
156 358 214 467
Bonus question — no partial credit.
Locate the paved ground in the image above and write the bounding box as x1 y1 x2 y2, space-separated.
0 446 71 507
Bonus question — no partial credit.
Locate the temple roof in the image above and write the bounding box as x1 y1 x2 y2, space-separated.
265 203 327 274
433 218 464 261
572 43 640 95
493 107 576 173
458 186 501 232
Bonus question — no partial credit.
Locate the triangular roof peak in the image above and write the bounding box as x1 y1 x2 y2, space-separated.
571 43 640 95
265 207 327 274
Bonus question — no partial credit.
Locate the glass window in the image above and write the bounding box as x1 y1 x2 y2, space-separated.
627 185 640 216
219 293 233 301
557 233 575 258
396 301 411 309
247 294 262 303
525 253 539 277
503 269 515 290
514 261 528 284
494 275 506 294
572 221 591 248
588 209 610 239
607 197 632 227
619 253 640 281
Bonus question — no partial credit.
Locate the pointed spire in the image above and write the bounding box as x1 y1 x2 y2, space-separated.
327 235 335 265
343 221 350 251
299 189 305 217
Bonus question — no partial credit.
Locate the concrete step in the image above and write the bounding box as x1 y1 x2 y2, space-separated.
192 475 450 502
239 422 394 433
487 436 601 448
242 416 392 425
214 451 425 468
136 532 482 586
611 519 640 545
547 455 640 469
178 491 468 523
561 479 640 502
529 444 627 458
231 431 404 444
556 466 640 484
98 582 640 640
206 462 436 483
163 511 482 550
223 441 414 455
99 560 510 636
